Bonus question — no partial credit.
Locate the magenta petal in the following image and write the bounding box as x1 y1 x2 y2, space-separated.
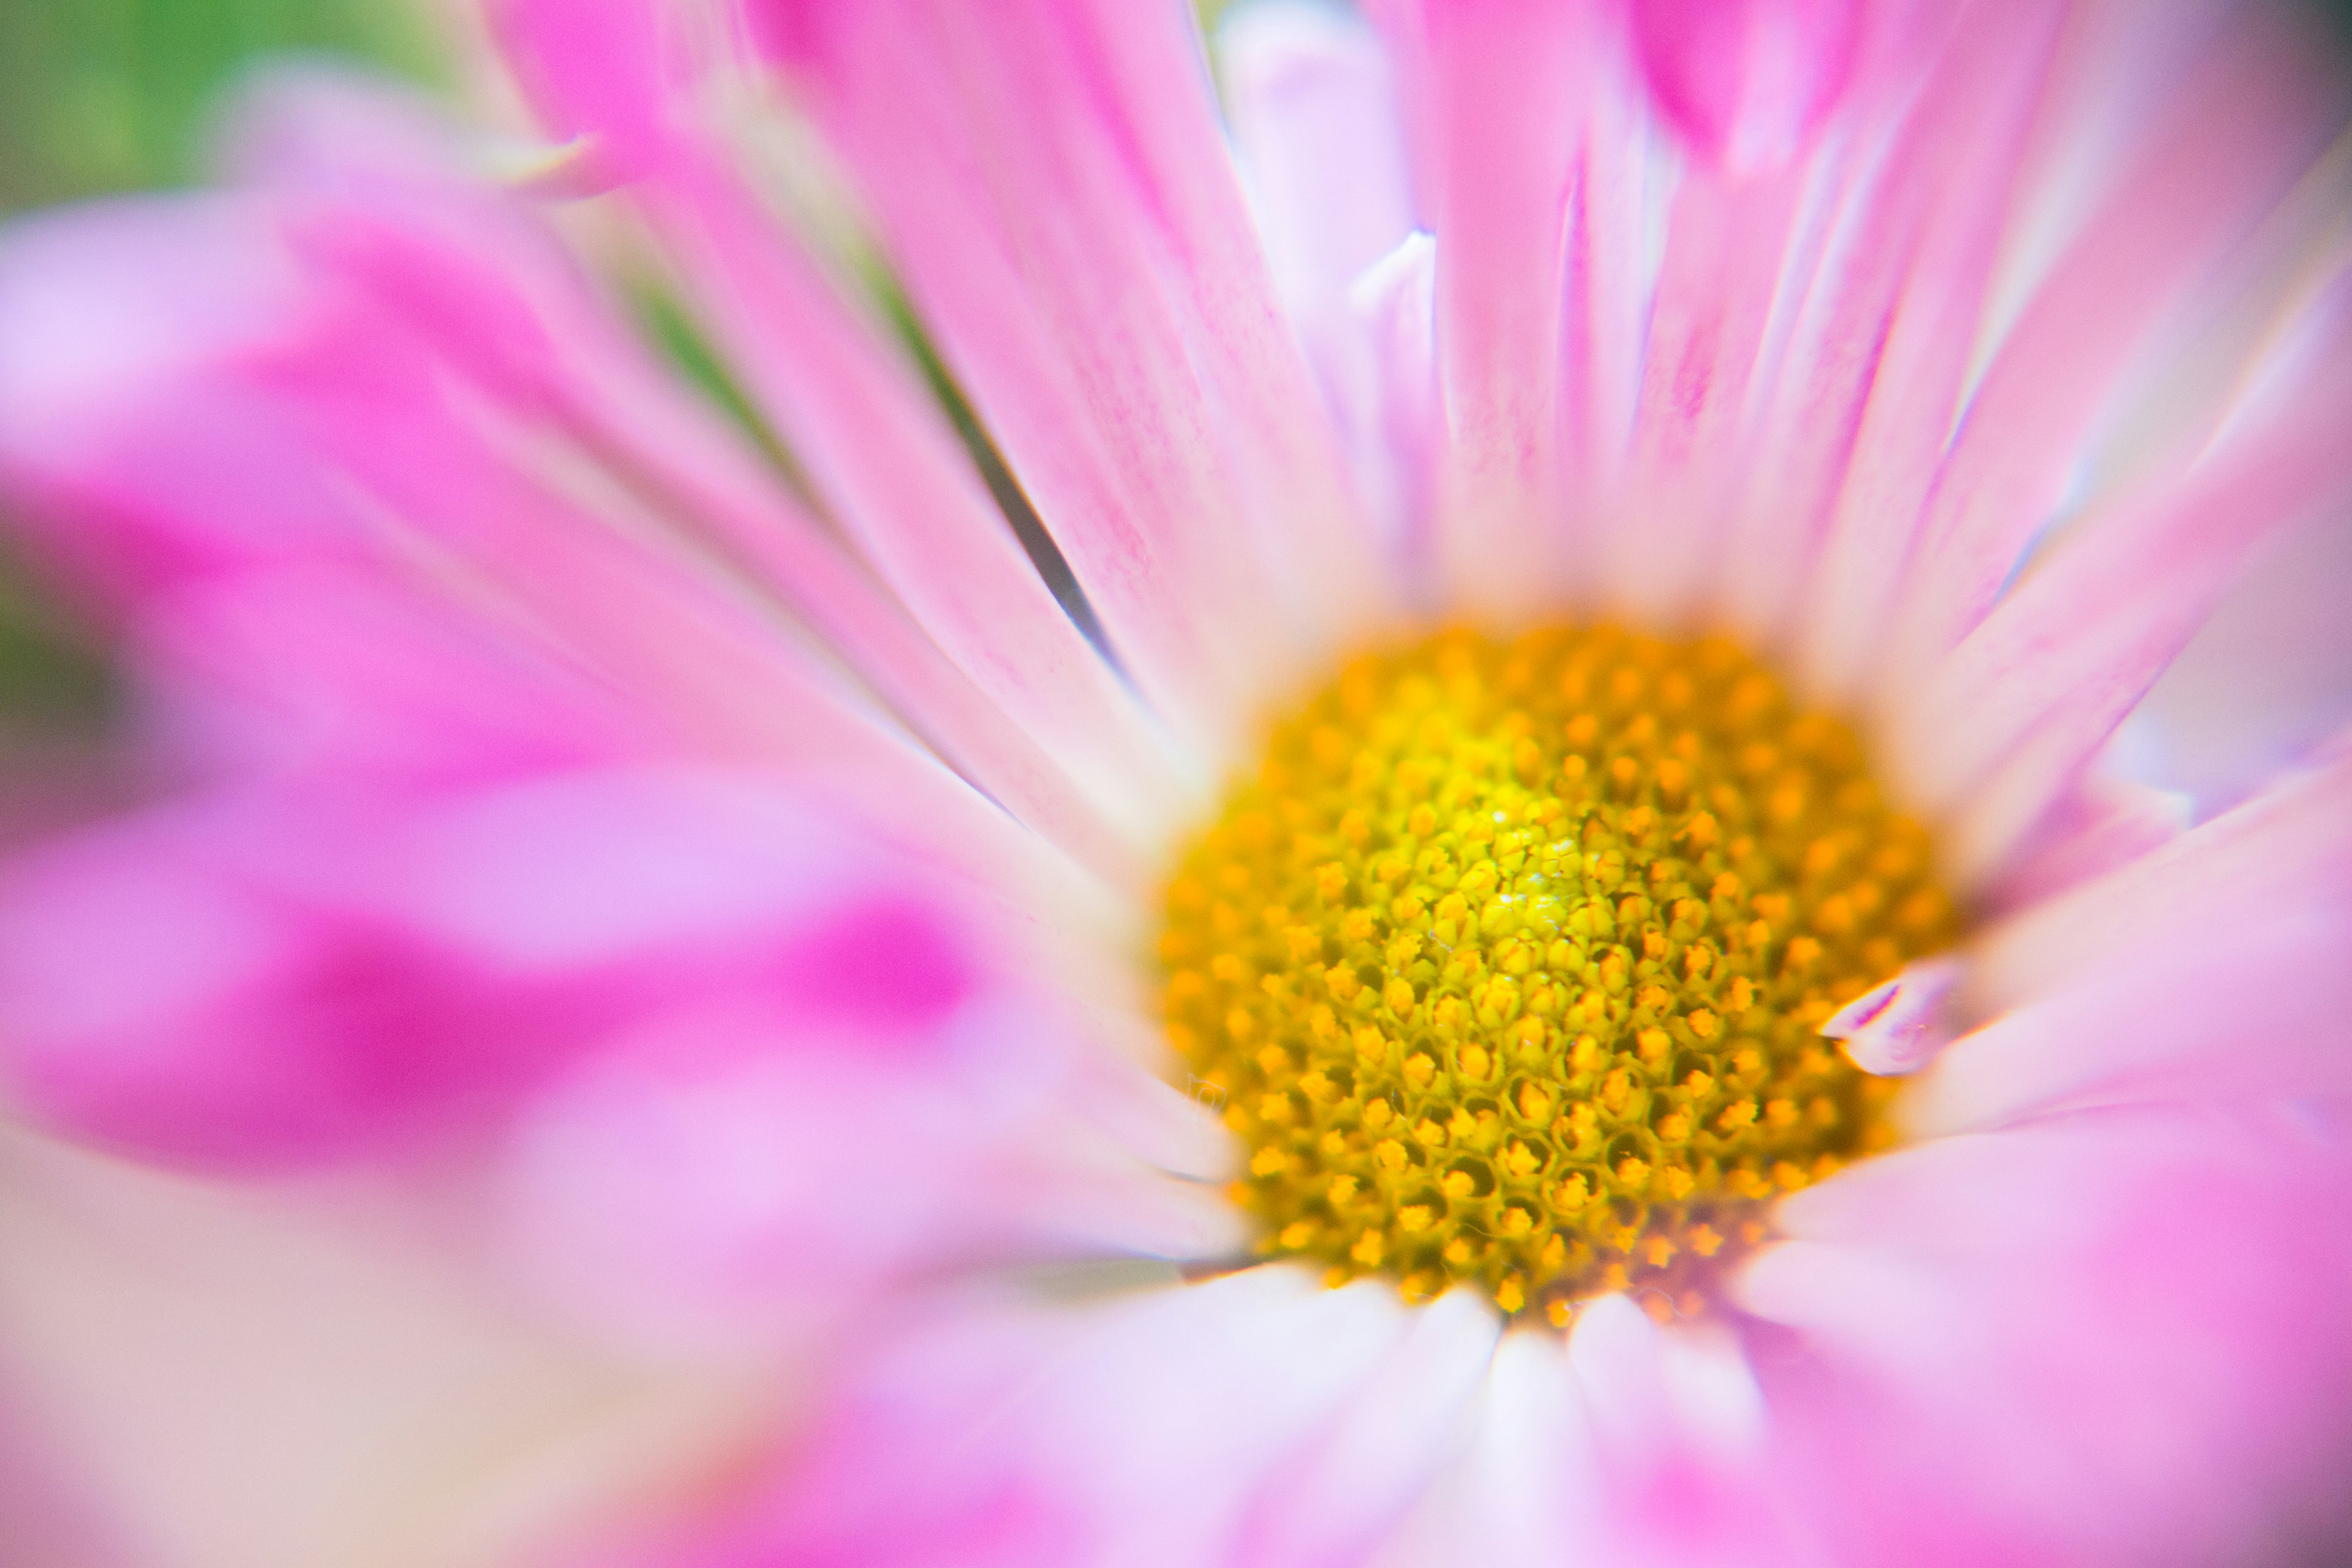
0 769 1025 1172
0 804 474 1166
1630 0 1861 173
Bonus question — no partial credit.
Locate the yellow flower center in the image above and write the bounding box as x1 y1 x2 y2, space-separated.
1155 626 1960 1321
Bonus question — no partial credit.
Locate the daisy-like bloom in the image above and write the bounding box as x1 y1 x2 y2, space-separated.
4 0 2352 1563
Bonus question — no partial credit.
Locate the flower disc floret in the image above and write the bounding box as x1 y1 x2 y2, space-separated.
1157 627 1961 1318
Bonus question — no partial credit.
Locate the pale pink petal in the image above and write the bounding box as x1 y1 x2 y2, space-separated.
1821 957 1963 1077
1981 773 2190 911
1882 12 2342 679
1728 0 2062 650
1366 0 1595 611
1751 1109 2352 1566
1218 6 1427 551
1368 1332 1604 1568
0 1128 750 1568
1895 326 2352 878
564 1269 1430 1567
1226 1287 1499 1568
1972 734 2352 1003
1349 232 1441 570
1567 1295 1799 1566
1908 907 2352 1137
1605 165 1809 620
2119 481 2352 816
130 563 647 788
1219 4 1419 326
760 0 1390 743
499 988 1240 1350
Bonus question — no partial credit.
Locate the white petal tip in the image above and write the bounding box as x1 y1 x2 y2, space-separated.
1822 958 1965 1076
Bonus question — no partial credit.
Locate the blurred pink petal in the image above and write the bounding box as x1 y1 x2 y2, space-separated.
1629 0 1863 173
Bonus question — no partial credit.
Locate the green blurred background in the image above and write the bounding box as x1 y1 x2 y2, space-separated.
0 0 445 728
0 0 442 215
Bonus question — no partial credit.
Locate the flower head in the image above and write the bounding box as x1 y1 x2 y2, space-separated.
2 0 2351 1564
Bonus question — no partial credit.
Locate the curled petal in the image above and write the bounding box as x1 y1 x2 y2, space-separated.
1821 958 1964 1076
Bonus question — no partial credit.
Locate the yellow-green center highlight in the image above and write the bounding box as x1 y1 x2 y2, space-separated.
1156 625 1960 1322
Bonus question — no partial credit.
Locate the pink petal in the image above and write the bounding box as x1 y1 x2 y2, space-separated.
1821 957 1964 1077
489 12 1193 839
1885 10 2341 673
228 73 1152 881
1981 774 2191 911
1752 1108 2352 1566
1629 0 1862 175
0 200 350 612
1226 1287 1499 1568
1730 0 2061 652
1371 1332 1605 1568
0 767 1035 1171
1973 735 2352 1003
1923 384 2352 882
1368 0 1595 611
1605 164 1808 619
2120 487 2352 817
759 0 1390 741
1909 904 2352 1137
564 1270 1431 1567
1218 6 1428 553
500 990 1229 1349
1348 233 1441 570
130 563 646 788
1219 4 1419 327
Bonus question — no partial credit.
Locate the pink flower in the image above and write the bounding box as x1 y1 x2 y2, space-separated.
2 0 2350 1564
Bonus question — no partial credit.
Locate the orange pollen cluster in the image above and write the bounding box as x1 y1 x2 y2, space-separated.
1155 625 1961 1320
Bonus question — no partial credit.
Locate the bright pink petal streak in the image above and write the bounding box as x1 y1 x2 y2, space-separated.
760 0 1390 747
1630 0 1861 176
0 766 1052 1175
1882 12 2342 683
1366 0 1594 612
